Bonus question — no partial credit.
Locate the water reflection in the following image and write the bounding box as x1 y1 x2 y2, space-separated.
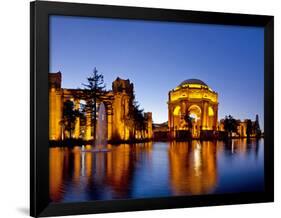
169 141 217 195
49 139 264 202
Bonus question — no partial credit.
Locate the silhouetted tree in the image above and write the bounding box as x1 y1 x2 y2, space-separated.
223 115 238 138
133 100 145 138
60 100 81 139
82 68 106 140
246 119 253 138
253 114 262 138
124 91 146 140
184 114 194 136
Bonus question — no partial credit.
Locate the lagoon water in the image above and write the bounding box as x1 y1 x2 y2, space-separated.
49 139 264 202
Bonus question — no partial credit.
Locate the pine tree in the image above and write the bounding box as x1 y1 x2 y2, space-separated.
223 115 238 138
254 114 262 137
82 68 106 141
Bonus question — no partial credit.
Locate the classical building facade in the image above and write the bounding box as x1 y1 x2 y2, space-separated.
168 79 218 139
49 72 153 142
218 119 247 137
166 78 261 139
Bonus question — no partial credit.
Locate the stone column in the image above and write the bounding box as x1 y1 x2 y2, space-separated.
85 111 92 141
112 94 122 141
213 104 218 130
124 96 130 141
168 106 171 138
202 101 208 130
147 112 153 139
113 93 130 141
74 99 80 139
144 112 153 139
107 107 113 141
49 88 62 140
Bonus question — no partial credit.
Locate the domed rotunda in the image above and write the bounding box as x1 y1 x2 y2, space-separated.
168 78 218 139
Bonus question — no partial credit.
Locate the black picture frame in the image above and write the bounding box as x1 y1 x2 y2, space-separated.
30 1 274 217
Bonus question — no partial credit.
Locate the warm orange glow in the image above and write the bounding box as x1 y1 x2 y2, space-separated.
168 141 217 195
49 73 153 142
188 105 202 116
73 147 81 182
85 152 92 177
170 85 218 103
85 112 92 140
49 88 62 140
168 80 218 138
208 106 214 116
49 148 64 201
173 106 181 116
74 100 80 139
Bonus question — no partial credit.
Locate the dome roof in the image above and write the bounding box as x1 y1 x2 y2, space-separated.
179 79 208 87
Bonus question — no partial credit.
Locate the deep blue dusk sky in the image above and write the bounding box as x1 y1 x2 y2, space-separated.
50 15 264 128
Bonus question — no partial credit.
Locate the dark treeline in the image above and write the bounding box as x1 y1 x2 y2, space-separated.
223 114 262 139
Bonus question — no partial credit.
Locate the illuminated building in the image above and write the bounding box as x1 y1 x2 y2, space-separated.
168 79 218 139
218 116 261 138
49 72 153 142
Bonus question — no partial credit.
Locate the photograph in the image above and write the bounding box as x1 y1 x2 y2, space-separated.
48 15 264 203
0 0 278 217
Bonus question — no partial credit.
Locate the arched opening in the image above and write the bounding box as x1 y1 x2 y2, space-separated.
172 106 182 132
188 105 202 121
187 105 202 138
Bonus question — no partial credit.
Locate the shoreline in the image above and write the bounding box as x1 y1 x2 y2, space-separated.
49 136 263 148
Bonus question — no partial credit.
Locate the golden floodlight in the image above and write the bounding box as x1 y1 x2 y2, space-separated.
168 79 218 138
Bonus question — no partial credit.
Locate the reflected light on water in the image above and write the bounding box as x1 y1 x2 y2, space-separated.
168 141 217 195
49 139 264 202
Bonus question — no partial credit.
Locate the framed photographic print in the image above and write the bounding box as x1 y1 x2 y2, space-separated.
30 1 274 217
